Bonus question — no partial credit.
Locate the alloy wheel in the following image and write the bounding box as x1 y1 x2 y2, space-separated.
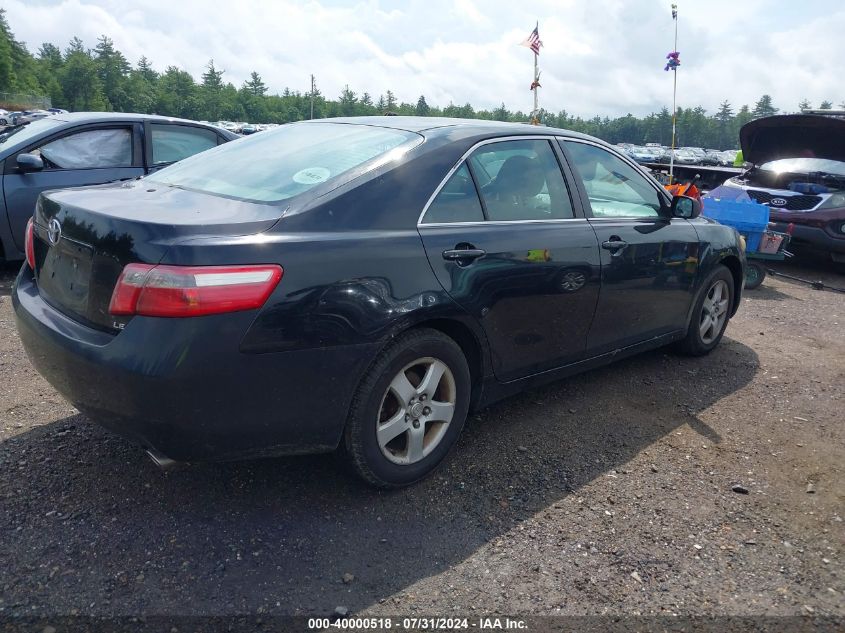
699 279 729 345
376 357 456 465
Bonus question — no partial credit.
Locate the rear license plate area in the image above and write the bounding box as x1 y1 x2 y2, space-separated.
38 239 94 316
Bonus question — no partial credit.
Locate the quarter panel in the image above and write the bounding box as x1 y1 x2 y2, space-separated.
161 230 469 355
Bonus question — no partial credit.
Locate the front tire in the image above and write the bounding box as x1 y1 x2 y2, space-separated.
677 265 734 356
343 328 471 488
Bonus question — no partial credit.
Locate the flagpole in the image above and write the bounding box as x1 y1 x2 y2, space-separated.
669 9 678 184
310 74 315 120
532 52 539 125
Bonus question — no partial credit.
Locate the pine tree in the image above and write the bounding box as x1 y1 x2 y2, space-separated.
94 36 130 110
36 43 64 106
752 94 777 119
61 37 106 111
200 59 225 120
714 101 734 150
819 100 833 110
156 66 198 119
201 59 224 90
243 71 267 96
798 99 812 111
385 90 397 111
415 95 429 116
338 84 357 116
0 10 14 91
137 56 158 82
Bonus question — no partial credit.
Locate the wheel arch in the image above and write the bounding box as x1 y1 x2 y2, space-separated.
719 254 744 315
407 317 488 411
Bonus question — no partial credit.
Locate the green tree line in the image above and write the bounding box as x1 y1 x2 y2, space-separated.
2 10 843 149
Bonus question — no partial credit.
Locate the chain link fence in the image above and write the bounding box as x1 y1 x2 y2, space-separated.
0 92 52 110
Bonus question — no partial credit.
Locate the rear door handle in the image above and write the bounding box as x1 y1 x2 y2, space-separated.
442 248 486 262
601 237 628 252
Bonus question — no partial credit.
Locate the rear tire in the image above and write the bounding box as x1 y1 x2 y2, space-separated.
343 328 471 488
676 265 734 356
745 262 766 290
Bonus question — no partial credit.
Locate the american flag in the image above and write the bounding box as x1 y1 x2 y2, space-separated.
521 23 542 55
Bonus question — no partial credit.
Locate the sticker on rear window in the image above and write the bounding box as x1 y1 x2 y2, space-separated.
292 167 330 184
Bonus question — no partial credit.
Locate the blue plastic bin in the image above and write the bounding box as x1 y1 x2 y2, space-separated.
701 198 770 253
740 230 763 252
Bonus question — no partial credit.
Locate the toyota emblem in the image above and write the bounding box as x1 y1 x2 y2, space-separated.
47 218 62 245
770 197 788 206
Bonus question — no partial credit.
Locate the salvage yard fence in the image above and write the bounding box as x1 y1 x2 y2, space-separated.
0 92 52 110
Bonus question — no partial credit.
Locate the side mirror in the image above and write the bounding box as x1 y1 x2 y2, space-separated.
671 194 701 219
17 153 44 172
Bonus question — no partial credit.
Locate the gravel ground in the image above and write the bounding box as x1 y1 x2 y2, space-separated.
0 257 842 622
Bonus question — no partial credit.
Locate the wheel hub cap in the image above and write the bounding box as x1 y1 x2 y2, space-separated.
409 401 424 418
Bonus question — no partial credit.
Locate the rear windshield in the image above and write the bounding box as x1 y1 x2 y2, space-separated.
145 122 421 203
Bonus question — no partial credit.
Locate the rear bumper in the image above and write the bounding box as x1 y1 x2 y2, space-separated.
12 268 377 461
770 222 845 256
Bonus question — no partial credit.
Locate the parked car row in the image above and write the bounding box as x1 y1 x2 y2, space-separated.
209 120 281 135
0 108 69 127
619 143 737 167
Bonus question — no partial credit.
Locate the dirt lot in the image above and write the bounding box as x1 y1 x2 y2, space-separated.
0 257 842 624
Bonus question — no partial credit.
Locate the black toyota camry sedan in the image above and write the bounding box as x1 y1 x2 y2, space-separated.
13 117 745 487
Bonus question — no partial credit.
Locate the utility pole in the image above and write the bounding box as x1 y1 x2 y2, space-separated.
310 74 315 120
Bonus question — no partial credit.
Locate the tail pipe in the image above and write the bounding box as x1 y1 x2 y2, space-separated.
145 448 182 471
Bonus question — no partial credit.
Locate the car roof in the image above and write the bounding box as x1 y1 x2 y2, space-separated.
305 116 597 141
49 111 223 126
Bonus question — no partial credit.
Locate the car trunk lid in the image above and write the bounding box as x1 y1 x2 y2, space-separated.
32 180 284 331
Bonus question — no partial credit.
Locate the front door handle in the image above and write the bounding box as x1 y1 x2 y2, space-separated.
443 248 486 262
601 237 628 252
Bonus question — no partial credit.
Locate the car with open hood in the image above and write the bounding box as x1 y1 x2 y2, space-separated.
13 116 745 487
710 114 845 263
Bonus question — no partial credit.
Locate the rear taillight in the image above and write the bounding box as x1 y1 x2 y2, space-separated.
109 263 283 318
24 218 36 270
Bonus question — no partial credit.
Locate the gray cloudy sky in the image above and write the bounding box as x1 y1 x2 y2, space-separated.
6 0 845 117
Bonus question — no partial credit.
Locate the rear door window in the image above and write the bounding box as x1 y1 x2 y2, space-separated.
37 128 133 170
469 139 574 221
420 164 485 224
150 124 219 166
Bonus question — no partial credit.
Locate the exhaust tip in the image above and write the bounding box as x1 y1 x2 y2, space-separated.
145 448 182 471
